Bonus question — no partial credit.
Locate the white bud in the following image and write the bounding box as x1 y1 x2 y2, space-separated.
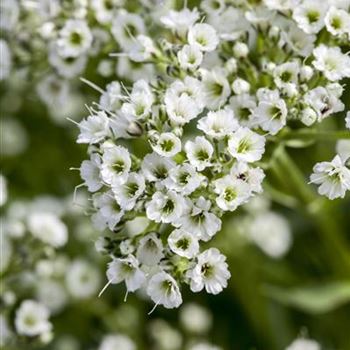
232 78 250 94
233 42 249 58
225 58 237 74
301 107 317 126
268 26 280 39
300 66 313 81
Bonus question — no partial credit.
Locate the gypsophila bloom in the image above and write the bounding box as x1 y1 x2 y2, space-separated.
147 271 182 309
27 212 67 248
310 155 350 199
15 300 52 337
72 0 350 309
187 248 230 295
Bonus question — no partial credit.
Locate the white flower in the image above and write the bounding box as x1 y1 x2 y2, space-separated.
325 6 350 36
136 232 164 266
300 107 318 126
273 61 299 90
164 163 203 195
187 248 230 294
99 81 122 111
185 136 214 171
228 127 265 163
15 300 52 337
160 8 199 37
80 154 102 192
28 212 67 248
99 334 136 350
146 190 186 224
230 162 265 194
176 197 221 242
91 0 119 25
310 155 350 199
282 24 316 57
101 145 131 185
165 77 205 110
106 255 146 292
253 89 287 135
177 44 203 70
49 43 87 79
233 42 249 58
121 79 154 119
141 153 175 182
213 176 250 211
147 271 182 309
248 212 292 258
286 338 320 350
77 111 111 144
36 279 68 313
112 172 145 210
304 86 344 120
229 94 256 127
197 108 239 138
188 23 219 52
92 191 124 231
151 132 182 157
111 10 145 50
201 69 230 110
65 259 101 298
293 0 328 34
165 93 201 126
57 19 92 58
37 75 70 108
128 35 156 62
168 229 199 259
312 45 350 81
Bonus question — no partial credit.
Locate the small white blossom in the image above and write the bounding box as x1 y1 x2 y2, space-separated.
147 271 182 309
99 334 136 350
112 172 145 210
146 190 186 224
178 44 203 70
325 6 350 37
80 154 102 192
310 155 350 199
77 111 111 144
15 300 52 337
164 164 204 195
28 213 67 248
176 197 221 242
187 248 230 295
214 176 250 211
151 132 182 157
228 127 265 163
185 136 214 171
188 23 219 52
101 145 131 185
168 229 199 259
286 338 320 350
106 255 146 292
57 19 92 58
136 233 164 266
141 153 175 182
198 108 239 138
312 45 350 81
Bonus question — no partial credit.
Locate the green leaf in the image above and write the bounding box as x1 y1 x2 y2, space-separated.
262 281 350 314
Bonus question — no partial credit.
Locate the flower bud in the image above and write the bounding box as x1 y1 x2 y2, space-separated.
301 107 317 126
300 66 313 81
225 58 237 74
232 78 250 94
127 121 143 137
233 42 249 58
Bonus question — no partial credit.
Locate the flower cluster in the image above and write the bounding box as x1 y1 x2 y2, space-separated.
0 188 101 347
0 0 158 122
75 1 350 309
